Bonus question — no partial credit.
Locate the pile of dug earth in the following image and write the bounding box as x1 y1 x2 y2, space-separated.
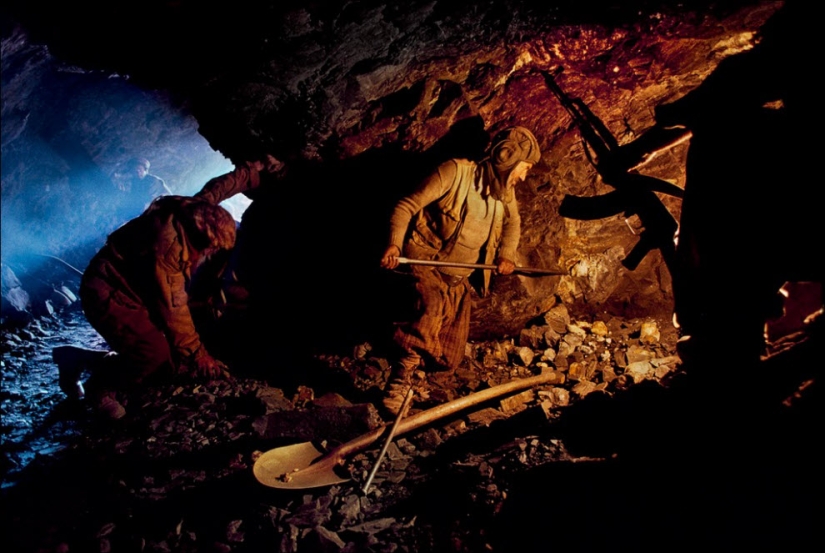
2 305 681 552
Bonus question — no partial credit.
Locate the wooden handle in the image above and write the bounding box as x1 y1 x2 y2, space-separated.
333 370 565 460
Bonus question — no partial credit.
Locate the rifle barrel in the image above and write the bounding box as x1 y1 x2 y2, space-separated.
396 257 565 275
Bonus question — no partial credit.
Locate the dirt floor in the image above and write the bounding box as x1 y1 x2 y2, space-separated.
1 301 822 552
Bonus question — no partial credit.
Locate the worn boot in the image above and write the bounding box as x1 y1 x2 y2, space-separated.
82 352 128 421
94 391 127 421
53 345 108 400
382 363 416 417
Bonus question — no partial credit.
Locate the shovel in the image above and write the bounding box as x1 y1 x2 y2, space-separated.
253 370 565 490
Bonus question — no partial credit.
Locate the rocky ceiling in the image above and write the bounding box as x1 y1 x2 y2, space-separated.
1 0 817 351
2 2 823 550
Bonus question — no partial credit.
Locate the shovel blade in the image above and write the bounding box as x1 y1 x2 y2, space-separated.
253 441 352 490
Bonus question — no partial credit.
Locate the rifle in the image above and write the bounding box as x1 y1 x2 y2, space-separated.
540 67 684 271
541 67 619 174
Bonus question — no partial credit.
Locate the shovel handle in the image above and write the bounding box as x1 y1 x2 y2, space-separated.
333 370 565 461
252 370 567 490
362 386 415 494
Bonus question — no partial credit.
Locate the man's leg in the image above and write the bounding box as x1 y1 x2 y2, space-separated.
382 355 422 416
53 345 109 400
77 278 174 419
382 267 446 415
382 269 471 415
436 280 472 371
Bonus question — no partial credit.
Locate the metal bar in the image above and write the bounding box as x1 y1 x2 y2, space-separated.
396 257 566 275
362 386 415 494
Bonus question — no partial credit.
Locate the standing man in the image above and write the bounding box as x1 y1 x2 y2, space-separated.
115 157 174 220
379 125 541 415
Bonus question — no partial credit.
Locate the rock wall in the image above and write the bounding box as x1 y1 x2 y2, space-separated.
1 1 788 346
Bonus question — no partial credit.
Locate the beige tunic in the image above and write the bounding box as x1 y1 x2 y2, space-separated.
439 179 497 278
388 158 520 296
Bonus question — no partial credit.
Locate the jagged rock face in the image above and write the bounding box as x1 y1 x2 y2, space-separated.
0 1 791 343
0 24 237 270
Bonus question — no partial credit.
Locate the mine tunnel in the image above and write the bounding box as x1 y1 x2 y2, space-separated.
1 1 822 551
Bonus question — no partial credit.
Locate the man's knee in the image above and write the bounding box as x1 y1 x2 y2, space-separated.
122 336 174 381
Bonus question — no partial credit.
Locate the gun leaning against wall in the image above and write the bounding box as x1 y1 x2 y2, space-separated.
540 67 690 272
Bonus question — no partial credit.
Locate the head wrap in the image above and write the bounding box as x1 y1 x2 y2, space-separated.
490 126 541 172
129 157 151 171
486 126 540 201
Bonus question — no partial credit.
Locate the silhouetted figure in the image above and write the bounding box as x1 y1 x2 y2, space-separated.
188 152 288 356
113 157 173 221
652 0 823 365
553 0 824 471
505 6 824 551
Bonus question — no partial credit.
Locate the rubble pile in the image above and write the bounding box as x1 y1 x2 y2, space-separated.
323 302 680 412
1 293 683 552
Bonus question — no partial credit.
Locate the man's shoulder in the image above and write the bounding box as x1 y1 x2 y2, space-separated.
453 158 477 167
438 158 477 169
146 174 173 194
435 158 478 179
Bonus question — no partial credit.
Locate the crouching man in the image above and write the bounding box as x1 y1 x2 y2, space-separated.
54 196 236 419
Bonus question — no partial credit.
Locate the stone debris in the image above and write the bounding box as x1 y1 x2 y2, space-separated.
499 389 535 414
591 320 609 337
0 297 703 552
518 326 545 349
254 402 382 443
510 346 532 366
466 407 508 426
625 360 654 383
257 386 294 414
571 380 599 397
640 320 661 344
538 387 571 408
626 344 654 363
544 304 571 334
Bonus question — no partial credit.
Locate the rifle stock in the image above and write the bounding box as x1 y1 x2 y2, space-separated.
541 67 681 273
541 68 617 165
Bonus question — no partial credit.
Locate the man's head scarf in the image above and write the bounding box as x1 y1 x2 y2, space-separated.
487 126 541 201
129 157 151 171
490 126 541 172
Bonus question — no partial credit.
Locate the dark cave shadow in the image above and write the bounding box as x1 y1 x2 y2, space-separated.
386 314 824 552
0 428 293 553
541 8 824 545
542 66 683 275
215 116 492 379
499 323 823 551
490 376 825 551
489 450 822 551
647 0 823 358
